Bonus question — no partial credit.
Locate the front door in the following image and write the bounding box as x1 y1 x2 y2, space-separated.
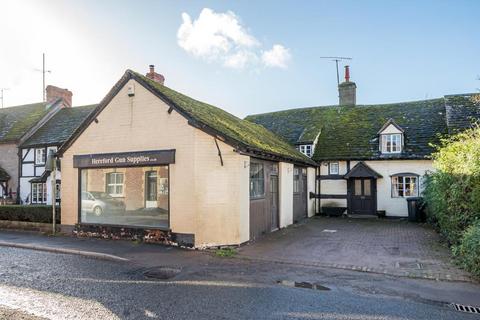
350 178 376 215
145 171 158 208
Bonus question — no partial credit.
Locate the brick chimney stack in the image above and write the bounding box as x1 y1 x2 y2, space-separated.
46 85 72 107
338 65 356 106
146 65 165 85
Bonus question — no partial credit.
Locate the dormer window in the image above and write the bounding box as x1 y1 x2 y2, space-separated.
378 118 404 154
298 144 313 157
381 134 402 153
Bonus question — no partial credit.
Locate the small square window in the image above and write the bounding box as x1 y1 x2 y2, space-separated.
381 134 402 154
299 144 313 157
35 149 46 165
329 162 339 175
392 175 418 198
250 163 265 198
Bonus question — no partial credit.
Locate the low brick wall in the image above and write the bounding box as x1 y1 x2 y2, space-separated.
73 224 195 248
0 220 60 233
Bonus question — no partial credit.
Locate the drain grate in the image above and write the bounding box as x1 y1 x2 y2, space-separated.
277 280 330 291
452 303 480 314
143 266 181 280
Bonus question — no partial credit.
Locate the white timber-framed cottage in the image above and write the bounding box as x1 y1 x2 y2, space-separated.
246 66 480 217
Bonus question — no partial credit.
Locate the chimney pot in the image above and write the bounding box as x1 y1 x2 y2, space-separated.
344 65 350 82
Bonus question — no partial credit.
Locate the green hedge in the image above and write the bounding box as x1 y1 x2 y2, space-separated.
0 205 60 224
423 125 480 276
453 222 480 278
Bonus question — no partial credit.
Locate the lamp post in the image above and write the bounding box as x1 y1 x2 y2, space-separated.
46 150 57 235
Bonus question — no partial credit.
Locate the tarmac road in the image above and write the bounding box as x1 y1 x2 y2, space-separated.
0 246 478 320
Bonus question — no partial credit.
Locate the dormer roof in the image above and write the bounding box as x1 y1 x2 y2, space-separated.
377 118 404 134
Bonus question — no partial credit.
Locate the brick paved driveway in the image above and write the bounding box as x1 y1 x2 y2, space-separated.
237 216 473 282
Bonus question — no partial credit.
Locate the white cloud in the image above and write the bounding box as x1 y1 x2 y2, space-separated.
223 50 258 69
177 8 290 70
262 45 291 69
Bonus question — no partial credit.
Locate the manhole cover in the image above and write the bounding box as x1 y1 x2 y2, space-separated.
143 267 181 280
277 280 330 291
452 303 480 314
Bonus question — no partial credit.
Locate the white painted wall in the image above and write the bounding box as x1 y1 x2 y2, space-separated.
317 159 433 217
380 124 403 134
22 163 34 177
19 178 31 204
279 162 293 227
318 161 348 209
22 148 34 162
358 160 433 217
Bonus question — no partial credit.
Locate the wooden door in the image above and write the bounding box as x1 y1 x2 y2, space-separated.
350 178 376 215
293 167 308 222
270 174 279 231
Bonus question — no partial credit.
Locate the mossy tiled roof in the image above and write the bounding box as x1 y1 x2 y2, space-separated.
21 104 97 148
246 99 449 161
0 102 49 143
445 93 480 133
132 71 315 165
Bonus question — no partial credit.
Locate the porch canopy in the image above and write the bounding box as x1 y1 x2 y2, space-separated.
29 171 50 183
344 161 383 179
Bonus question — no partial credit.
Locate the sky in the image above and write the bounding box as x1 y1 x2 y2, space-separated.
0 0 479 117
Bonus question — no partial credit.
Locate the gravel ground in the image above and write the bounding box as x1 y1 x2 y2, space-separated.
0 306 45 320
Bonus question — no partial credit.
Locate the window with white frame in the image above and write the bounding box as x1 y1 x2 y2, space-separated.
298 144 313 157
31 183 47 203
35 148 46 165
106 172 124 196
329 162 339 175
391 175 418 197
381 134 402 154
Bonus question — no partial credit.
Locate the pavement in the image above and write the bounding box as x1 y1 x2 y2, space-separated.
237 216 473 282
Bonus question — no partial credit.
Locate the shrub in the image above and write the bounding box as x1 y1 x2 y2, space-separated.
453 222 480 277
0 205 60 224
423 126 480 245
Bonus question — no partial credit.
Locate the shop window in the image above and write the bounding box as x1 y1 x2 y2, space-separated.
250 163 265 199
31 183 47 203
392 174 418 197
106 172 124 196
80 166 169 228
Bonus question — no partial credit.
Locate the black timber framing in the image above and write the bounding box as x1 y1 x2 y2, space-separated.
317 175 344 180
311 194 347 199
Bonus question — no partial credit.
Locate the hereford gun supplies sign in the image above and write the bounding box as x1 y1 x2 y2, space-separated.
73 150 175 168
